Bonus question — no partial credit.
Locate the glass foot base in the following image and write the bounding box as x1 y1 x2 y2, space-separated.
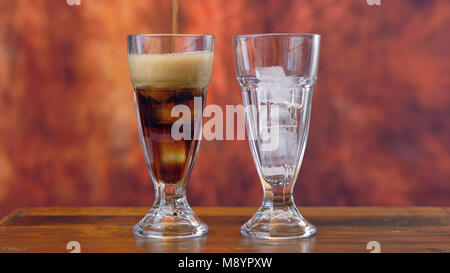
133 207 208 239
241 206 316 239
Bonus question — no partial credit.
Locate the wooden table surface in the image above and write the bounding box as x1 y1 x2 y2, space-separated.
0 207 449 253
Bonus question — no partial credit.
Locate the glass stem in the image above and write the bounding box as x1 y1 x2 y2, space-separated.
155 183 188 214
261 181 295 210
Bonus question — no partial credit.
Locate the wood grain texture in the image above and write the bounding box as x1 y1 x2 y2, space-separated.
0 207 448 253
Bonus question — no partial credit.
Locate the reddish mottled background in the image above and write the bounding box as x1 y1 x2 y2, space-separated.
0 0 449 217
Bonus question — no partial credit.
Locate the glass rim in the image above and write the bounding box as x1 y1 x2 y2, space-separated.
127 33 214 39
233 33 320 39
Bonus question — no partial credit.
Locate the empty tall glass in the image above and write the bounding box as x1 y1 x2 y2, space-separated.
128 34 214 238
234 33 320 239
